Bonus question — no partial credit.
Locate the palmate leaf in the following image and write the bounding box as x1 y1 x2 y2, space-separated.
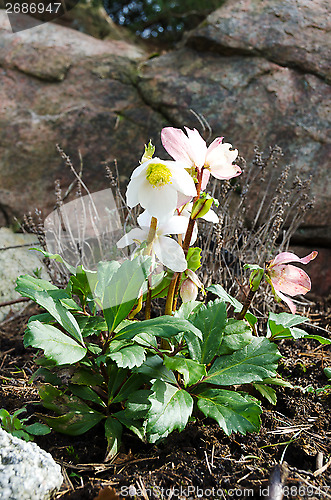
204 338 281 386
190 299 226 364
195 388 261 435
163 355 206 387
146 380 193 443
114 316 202 342
24 321 87 365
102 256 152 332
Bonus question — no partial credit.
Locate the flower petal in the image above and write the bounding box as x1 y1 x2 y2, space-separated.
153 236 187 272
140 183 178 222
126 175 145 208
184 127 208 168
272 265 311 296
168 163 197 198
159 215 189 236
206 142 241 180
117 227 147 248
202 208 219 223
274 289 297 314
271 251 318 267
161 127 195 166
201 169 211 190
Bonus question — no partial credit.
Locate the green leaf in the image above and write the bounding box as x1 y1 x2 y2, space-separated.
16 274 60 295
207 284 257 327
183 330 202 362
24 321 87 365
146 380 193 443
174 301 203 320
267 312 309 339
68 267 94 308
163 356 206 386
324 367 331 379
24 423 51 435
218 319 253 355
263 377 293 388
196 388 261 435
205 338 281 386
111 374 147 404
253 383 277 405
103 256 152 332
38 385 104 435
114 316 202 342
70 368 104 386
104 417 123 461
75 316 107 337
39 411 104 436
92 261 121 302
31 292 84 344
17 275 84 344
68 384 106 407
186 247 202 272
107 366 128 402
190 299 226 364
108 345 146 369
31 249 76 274
134 355 177 385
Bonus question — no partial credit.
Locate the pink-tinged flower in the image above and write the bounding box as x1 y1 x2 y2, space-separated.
161 126 241 189
266 251 318 314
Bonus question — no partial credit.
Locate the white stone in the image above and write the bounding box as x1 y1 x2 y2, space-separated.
0 427 63 500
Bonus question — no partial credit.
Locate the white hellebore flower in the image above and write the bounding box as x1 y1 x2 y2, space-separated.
116 211 189 273
126 158 197 222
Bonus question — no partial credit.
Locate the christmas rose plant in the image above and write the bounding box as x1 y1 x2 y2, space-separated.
16 126 326 458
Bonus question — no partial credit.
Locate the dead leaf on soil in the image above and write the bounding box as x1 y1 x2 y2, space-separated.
93 486 122 500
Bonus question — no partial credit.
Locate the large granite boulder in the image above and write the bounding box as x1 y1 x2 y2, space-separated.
135 0 330 244
0 11 165 222
184 0 331 83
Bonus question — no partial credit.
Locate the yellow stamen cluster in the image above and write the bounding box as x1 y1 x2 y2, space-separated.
146 163 172 187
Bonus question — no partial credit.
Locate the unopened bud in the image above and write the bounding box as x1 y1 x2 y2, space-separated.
180 278 199 303
141 140 155 163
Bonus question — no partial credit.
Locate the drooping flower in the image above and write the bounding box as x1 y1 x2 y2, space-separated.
161 126 241 189
126 157 197 222
265 251 318 314
116 211 189 272
180 269 204 303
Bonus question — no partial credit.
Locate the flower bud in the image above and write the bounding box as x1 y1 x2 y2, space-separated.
180 278 199 303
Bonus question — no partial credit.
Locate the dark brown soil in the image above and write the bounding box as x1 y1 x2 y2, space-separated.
0 302 330 500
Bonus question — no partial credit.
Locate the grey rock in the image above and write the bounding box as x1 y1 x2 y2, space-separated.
0 228 48 322
185 0 331 83
0 427 63 500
